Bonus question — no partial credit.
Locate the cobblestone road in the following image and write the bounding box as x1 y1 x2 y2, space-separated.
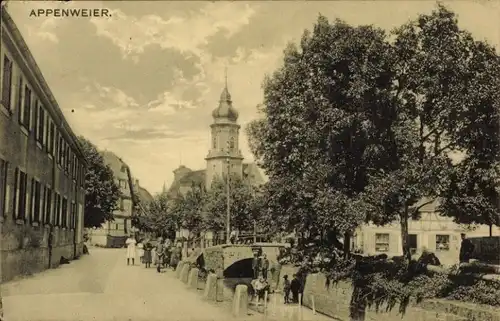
1 247 260 321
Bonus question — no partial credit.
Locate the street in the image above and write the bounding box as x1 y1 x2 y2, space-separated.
1 247 251 321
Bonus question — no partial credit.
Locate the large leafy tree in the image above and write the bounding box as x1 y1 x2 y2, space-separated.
364 5 500 259
247 15 396 257
79 137 120 228
203 174 256 233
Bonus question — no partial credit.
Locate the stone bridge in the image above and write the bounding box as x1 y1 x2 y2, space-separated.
185 243 289 291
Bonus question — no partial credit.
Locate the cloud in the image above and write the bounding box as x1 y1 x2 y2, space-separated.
91 2 256 60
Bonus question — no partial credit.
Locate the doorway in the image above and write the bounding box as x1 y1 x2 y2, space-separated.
408 234 418 254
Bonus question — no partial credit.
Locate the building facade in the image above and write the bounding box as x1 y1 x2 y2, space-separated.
0 9 86 281
353 198 500 266
88 151 151 247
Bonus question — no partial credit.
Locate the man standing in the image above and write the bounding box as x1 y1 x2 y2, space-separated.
290 274 300 304
251 253 260 279
459 233 475 263
261 254 270 280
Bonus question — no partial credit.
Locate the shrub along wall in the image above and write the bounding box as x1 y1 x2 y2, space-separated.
299 271 500 321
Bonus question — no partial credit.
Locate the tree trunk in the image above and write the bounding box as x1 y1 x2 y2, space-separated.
344 231 351 259
400 205 411 262
489 224 493 237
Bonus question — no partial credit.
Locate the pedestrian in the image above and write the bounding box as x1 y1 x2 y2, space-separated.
261 253 269 279
290 274 300 303
137 239 144 264
143 241 153 268
459 233 475 263
251 253 260 279
163 239 171 268
283 275 291 304
125 234 137 266
170 243 182 270
155 237 165 273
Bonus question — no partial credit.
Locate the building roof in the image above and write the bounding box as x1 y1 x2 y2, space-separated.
212 85 238 122
179 170 206 185
101 150 128 174
138 186 154 203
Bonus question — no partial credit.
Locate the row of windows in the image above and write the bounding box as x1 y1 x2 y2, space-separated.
212 136 236 150
374 233 451 252
0 160 78 229
1 55 85 188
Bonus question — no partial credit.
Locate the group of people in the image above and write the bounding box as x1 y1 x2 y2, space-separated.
251 253 270 279
125 234 183 273
282 274 302 304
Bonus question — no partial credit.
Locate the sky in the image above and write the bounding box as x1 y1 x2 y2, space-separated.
6 1 500 195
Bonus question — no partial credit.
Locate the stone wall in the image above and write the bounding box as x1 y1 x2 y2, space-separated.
299 271 499 321
1 221 82 282
273 265 499 321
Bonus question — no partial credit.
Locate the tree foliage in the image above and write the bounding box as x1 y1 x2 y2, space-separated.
132 192 178 238
170 182 205 236
247 5 500 261
202 174 257 233
79 137 120 228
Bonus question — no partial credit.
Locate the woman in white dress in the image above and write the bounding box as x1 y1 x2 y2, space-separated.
125 234 137 265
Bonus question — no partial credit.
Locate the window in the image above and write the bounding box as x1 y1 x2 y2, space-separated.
14 169 28 220
32 180 41 223
124 218 127 234
65 146 70 172
212 137 216 149
70 202 76 229
21 85 31 129
229 136 235 149
44 187 52 223
0 159 8 216
375 233 390 252
1 55 13 109
37 104 45 144
34 100 39 139
120 165 126 173
62 197 68 227
54 193 60 226
57 135 63 164
436 235 450 251
49 122 55 155
119 198 125 211
17 77 23 122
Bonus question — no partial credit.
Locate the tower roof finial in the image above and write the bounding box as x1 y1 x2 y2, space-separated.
224 65 228 89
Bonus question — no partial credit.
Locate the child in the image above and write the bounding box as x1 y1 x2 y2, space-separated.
137 240 144 264
143 242 153 268
283 275 291 304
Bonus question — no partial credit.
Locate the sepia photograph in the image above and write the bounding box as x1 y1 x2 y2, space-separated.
0 1 499 320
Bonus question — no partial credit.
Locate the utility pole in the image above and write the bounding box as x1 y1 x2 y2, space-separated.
226 141 231 244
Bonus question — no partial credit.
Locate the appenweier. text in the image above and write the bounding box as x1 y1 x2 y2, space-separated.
29 8 111 18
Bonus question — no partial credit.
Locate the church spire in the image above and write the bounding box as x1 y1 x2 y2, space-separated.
162 182 167 194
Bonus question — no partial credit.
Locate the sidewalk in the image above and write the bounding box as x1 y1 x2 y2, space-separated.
249 291 333 321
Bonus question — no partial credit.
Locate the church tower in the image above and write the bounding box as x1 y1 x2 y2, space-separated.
205 70 244 190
